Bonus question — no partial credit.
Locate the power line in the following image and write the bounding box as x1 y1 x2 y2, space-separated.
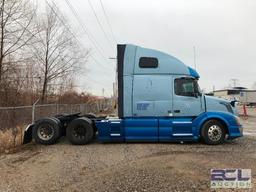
64 0 110 61
9 1 113 89
99 0 117 44
48 78 112 88
46 0 114 89
87 0 115 51
62 0 116 90
89 53 113 71
45 1 79 43
46 0 113 73
84 76 113 87
4 1 113 94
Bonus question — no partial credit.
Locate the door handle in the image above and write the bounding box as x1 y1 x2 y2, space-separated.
174 110 181 113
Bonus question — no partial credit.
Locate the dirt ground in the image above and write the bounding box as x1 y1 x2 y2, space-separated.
0 109 256 192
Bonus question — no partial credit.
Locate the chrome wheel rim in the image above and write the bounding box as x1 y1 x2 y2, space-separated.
37 124 54 141
208 125 222 141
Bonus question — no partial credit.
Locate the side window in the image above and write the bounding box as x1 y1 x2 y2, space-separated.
139 57 158 68
174 78 197 97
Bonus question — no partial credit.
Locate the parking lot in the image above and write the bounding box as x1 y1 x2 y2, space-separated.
0 109 255 192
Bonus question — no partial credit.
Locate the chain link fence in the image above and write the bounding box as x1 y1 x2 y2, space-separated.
0 101 113 152
0 101 112 130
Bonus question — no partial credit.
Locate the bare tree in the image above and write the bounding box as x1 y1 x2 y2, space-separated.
0 0 38 106
33 4 88 103
0 0 36 84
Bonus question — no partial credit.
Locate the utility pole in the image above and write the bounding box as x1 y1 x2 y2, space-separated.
102 88 105 97
112 82 115 98
230 79 239 88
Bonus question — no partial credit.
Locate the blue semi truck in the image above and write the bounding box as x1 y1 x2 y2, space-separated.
23 44 243 145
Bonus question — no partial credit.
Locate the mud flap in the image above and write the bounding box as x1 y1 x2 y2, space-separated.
23 124 34 144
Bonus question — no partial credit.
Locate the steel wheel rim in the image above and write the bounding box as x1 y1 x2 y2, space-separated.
208 125 222 141
73 126 86 139
37 124 55 141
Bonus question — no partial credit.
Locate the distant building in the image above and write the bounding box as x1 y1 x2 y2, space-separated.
213 87 256 105
213 87 247 101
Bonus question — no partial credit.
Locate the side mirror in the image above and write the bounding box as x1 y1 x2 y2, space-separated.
230 100 237 107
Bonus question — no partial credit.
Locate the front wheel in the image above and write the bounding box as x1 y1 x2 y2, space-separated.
201 120 226 145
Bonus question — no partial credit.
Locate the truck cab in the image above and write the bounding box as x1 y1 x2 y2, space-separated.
26 44 243 146
96 44 243 144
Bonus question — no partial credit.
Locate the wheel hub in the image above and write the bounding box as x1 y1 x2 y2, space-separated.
37 124 54 141
208 125 222 141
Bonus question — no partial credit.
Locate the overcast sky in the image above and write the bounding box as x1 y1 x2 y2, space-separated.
47 0 256 96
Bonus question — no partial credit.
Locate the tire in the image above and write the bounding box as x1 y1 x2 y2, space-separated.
32 118 61 145
50 117 63 138
201 120 226 145
84 113 97 138
66 117 94 145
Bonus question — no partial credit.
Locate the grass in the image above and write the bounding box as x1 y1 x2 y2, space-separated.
0 125 25 153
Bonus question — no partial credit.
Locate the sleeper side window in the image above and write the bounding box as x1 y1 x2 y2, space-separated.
174 78 198 97
139 57 158 68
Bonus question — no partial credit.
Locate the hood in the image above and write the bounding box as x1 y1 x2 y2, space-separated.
204 95 237 115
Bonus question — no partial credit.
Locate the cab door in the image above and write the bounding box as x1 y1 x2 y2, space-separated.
172 77 203 117
171 77 203 136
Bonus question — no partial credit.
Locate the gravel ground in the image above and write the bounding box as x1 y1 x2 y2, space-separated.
0 114 255 192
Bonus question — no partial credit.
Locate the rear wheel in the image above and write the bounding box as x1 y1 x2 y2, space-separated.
33 118 61 145
66 117 94 145
84 113 97 138
201 120 226 145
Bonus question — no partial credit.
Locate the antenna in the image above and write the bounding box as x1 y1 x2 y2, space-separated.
193 46 197 70
102 88 105 97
